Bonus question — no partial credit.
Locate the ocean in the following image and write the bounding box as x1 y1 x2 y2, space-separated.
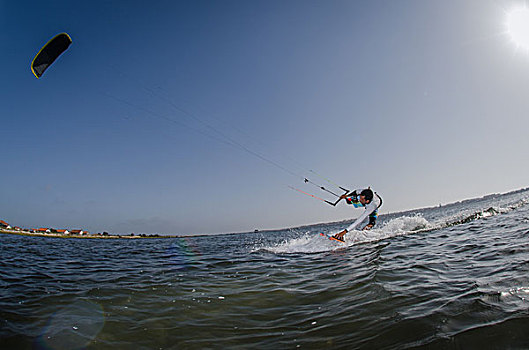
1 188 529 349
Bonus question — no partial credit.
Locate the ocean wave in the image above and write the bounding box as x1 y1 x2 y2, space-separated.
260 197 529 255
3 189 529 349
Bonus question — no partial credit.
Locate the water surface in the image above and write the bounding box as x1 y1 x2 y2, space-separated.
1 189 529 349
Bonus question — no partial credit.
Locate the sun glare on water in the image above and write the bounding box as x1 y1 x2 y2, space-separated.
506 6 529 52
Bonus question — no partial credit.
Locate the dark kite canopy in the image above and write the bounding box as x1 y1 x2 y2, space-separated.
31 33 72 78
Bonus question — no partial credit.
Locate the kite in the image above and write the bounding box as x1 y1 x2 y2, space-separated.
31 33 72 78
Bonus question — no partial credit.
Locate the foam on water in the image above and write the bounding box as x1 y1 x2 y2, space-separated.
263 232 338 254
264 215 431 254
350 215 431 243
261 198 527 255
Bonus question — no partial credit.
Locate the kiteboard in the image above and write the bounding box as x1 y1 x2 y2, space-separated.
320 232 345 243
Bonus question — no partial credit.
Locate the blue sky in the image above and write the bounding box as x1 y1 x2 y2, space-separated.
2 0 529 235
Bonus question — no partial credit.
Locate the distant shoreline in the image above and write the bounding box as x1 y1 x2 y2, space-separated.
2 187 528 240
0 229 179 239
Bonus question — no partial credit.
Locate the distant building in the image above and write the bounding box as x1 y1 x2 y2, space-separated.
70 230 84 235
54 229 70 234
0 220 11 229
37 228 51 233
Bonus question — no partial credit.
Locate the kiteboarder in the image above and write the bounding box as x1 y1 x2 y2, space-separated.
333 188 382 242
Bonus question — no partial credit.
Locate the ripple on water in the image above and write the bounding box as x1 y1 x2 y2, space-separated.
1 190 529 349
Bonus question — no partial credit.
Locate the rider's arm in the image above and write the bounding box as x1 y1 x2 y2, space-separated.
345 200 378 232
